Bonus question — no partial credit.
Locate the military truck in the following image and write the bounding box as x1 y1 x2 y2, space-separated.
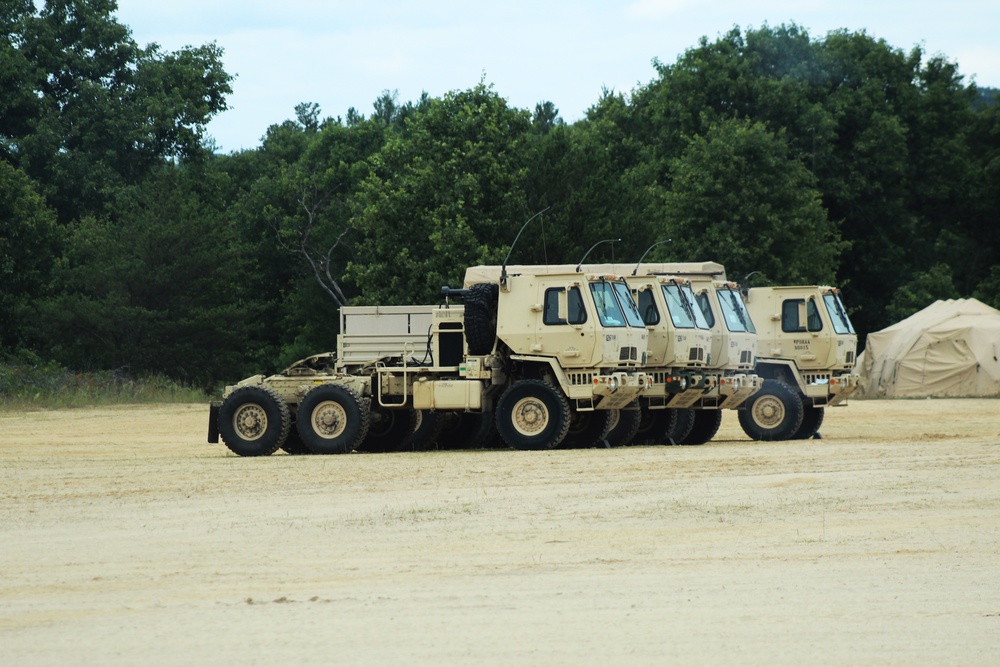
739 285 859 440
577 262 762 446
209 266 650 455
468 263 722 447
640 263 762 444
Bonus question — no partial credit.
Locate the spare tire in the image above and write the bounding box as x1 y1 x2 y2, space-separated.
464 282 499 355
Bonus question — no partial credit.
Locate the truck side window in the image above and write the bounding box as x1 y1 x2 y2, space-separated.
567 287 587 325
696 291 715 328
806 299 823 331
544 286 587 325
782 299 805 332
637 289 659 325
782 299 824 332
543 287 566 325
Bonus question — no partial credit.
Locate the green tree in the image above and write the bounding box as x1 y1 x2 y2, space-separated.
2 0 232 221
0 160 60 349
663 118 843 284
348 83 533 304
33 163 255 388
885 263 961 322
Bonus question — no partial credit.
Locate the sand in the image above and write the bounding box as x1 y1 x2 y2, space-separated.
2 399 999 665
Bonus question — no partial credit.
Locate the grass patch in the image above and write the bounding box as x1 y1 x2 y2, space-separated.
0 354 208 410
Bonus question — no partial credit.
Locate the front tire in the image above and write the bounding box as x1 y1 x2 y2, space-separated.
631 405 679 446
605 405 642 447
738 379 804 441
496 380 571 450
217 385 290 457
679 410 723 446
561 409 615 449
793 404 825 440
297 384 370 454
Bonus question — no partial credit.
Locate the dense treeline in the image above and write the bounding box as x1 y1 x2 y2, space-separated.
2 2 998 390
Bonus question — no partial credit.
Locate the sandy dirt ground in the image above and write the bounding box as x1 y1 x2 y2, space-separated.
1 399 999 666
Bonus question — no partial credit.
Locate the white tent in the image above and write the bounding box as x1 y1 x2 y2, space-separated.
858 298 1000 398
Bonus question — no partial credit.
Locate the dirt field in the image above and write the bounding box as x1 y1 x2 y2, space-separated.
1 399 998 666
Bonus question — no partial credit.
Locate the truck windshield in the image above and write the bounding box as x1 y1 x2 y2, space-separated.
823 293 855 334
662 283 709 329
590 281 628 327
718 287 756 333
611 281 646 327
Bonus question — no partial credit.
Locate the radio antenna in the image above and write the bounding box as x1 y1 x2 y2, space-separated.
631 238 672 275
576 238 621 273
501 206 550 287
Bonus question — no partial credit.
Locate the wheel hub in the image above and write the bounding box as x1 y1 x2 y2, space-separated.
511 397 549 437
233 404 267 441
312 400 347 439
753 396 785 428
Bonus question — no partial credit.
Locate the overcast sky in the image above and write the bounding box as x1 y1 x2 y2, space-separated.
114 0 1000 153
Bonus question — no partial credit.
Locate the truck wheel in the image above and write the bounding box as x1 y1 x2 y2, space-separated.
738 379 804 441
280 422 313 455
437 411 497 449
680 410 723 446
357 404 417 453
496 380 571 450
561 409 615 449
464 283 499 355
632 406 679 446
665 409 696 445
605 405 642 447
400 410 443 451
217 385 290 457
793 405 825 440
297 384 370 454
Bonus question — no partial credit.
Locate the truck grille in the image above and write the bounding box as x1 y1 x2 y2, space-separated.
619 346 638 361
740 350 754 365
689 347 705 362
845 351 855 365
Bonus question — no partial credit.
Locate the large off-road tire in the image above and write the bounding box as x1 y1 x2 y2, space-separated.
605 405 643 447
560 409 615 449
357 404 418 453
437 411 497 450
280 422 313 455
631 405 679 446
399 410 444 451
217 385 290 457
793 404 825 440
296 384 370 455
665 409 696 445
679 410 723 446
495 380 571 450
464 283 499 355
738 379 805 441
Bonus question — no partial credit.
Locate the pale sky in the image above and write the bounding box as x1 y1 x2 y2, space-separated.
114 0 1000 153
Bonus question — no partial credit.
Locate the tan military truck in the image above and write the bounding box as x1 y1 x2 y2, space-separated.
466 264 715 447
586 262 761 446
639 264 763 444
739 285 859 440
209 266 649 455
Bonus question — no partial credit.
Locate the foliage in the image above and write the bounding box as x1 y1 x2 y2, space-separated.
348 83 533 304
2 7 999 391
0 159 59 348
0 350 207 410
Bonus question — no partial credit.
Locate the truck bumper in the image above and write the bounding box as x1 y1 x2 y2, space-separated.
716 373 763 409
802 372 861 406
592 372 649 409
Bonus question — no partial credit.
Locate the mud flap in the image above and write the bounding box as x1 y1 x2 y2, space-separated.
207 402 220 443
